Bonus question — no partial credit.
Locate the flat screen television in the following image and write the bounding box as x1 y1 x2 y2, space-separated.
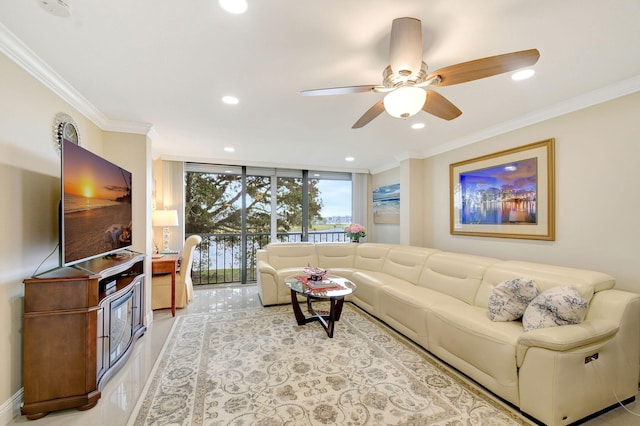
61 138 133 267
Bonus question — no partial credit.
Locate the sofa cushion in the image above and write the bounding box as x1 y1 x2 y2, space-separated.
488 278 540 321
475 260 610 308
266 242 318 271
522 286 589 331
426 303 522 405
379 282 468 349
315 242 357 269
381 247 437 284
353 244 390 272
418 252 499 305
348 270 393 315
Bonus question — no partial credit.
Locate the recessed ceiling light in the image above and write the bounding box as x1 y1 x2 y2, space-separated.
224 147 235 152
313 173 320 177
345 156 355 162
512 69 535 81
219 0 247 14
36 0 72 17
222 95 239 105
411 123 425 129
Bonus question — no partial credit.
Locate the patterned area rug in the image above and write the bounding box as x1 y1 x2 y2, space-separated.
128 304 533 425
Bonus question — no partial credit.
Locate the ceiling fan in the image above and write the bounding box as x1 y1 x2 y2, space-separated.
300 17 540 129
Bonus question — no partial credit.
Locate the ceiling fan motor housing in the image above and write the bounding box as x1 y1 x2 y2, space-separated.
389 17 423 78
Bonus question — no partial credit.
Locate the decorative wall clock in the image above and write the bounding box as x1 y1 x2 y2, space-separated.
53 112 81 155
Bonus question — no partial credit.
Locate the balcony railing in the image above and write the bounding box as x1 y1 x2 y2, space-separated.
189 231 350 285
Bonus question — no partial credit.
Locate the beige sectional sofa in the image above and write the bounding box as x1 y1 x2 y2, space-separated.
256 242 640 426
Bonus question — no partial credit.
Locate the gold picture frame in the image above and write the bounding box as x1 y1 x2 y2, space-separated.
450 138 555 240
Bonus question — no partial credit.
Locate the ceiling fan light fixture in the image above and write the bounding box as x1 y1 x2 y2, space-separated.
383 86 426 119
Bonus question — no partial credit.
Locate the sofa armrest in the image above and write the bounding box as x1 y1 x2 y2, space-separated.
516 320 618 366
256 259 280 305
257 259 277 276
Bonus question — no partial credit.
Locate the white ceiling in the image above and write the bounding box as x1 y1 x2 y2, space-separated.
1 0 639 173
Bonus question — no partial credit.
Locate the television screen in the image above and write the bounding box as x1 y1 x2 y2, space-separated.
61 139 133 266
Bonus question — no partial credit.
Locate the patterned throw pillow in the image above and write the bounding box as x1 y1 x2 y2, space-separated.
488 278 539 321
522 286 589 332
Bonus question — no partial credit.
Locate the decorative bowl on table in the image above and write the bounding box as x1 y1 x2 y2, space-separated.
303 265 327 281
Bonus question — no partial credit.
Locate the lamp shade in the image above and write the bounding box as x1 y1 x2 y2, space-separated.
383 86 427 119
152 210 179 227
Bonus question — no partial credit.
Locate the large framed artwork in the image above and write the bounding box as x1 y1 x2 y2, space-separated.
450 138 555 240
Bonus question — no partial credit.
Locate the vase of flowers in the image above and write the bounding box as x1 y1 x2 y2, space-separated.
344 223 366 243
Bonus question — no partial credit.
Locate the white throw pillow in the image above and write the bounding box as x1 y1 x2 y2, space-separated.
522 286 589 332
487 278 539 321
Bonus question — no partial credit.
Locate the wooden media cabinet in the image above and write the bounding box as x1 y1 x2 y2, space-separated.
21 252 146 420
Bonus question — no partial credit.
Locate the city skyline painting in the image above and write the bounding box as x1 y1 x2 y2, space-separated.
459 157 537 225
450 139 555 241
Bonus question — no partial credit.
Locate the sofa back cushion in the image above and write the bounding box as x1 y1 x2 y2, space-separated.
316 242 357 269
354 244 391 272
475 260 615 308
382 247 439 284
266 242 318 270
418 252 499 305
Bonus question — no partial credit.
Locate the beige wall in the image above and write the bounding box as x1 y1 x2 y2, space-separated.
104 132 153 321
0 52 152 420
400 158 425 247
0 52 90 414
422 91 640 293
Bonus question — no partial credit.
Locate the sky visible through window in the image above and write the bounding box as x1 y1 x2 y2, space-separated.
315 179 351 217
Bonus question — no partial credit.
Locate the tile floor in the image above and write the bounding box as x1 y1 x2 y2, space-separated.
8 284 639 425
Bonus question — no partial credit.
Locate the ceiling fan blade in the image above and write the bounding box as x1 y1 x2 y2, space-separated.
389 17 423 77
426 49 540 87
300 85 381 96
352 100 385 129
422 90 462 120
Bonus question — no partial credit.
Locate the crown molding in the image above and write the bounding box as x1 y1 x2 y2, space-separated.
364 76 640 175
4 22 637 168
105 119 156 136
418 75 640 159
369 162 398 174
159 154 370 175
0 23 154 136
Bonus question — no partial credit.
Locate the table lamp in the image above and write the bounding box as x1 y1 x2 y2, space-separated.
152 209 179 252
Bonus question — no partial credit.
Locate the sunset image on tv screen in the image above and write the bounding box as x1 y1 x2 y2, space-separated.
62 140 132 265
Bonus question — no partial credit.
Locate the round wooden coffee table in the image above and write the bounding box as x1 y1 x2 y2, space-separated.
284 274 356 338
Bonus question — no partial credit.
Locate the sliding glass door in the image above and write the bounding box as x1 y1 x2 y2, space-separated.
185 164 351 284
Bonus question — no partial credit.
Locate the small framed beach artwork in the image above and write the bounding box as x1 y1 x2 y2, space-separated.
449 138 555 240
373 183 400 224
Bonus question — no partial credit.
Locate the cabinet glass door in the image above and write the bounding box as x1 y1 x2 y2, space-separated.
109 289 134 366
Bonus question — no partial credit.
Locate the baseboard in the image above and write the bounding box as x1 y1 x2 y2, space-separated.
146 310 154 327
0 387 23 425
